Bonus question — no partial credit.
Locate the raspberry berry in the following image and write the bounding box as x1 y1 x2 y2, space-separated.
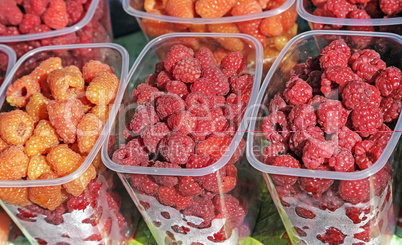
156 94 185 120
25 120 59 156
351 106 383 137
289 126 324 157
338 178 370 204
302 138 334 169
172 58 201 83
375 66 402 98
42 0 68 30
0 145 29 181
380 96 401 122
270 155 301 186
329 148 355 172
283 77 313 106
46 144 84 177
220 52 246 77
288 104 316 131
342 81 381 110
262 111 290 144
159 132 195 165
141 122 170 153
6 75 40 107
129 103 160 135
0 110 34 146
164 45 195 72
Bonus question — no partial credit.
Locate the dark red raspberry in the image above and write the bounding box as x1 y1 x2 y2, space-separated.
380 96 401 122
276 184 301 207
191 116 214 141
338 178 370 204
375 67 402 98
354 140 382 170
290 63 309 80
164 45 194 72
67 190 97 212
213 194 240 220
141 122 170 153
368 123 392 150
155 61 165 73
299 165 334 197
190 78 216 97
370 164 391 196
283 77 313 106
167 111 196 135
346 206 370 224
302 138 335 169
317 99 348 133
172 58 201 83
347 9 371 18
320 50 349 69
288 104 316 131
351 106 383 137
365 0 384 18
268 93 290 114
185 92 212 116
19 14 41 34
321 66 360 98
202 66 230 96
159 132 194 165
263 142 287 164
220 52 246 77
166 80 189 99
261 111 290 144
329 148 355 172
295 207 316 219
321 40 351 58
317 227 346 245
129 103 160 134
342 81 381 110
156 71 173 90
289 126 324 157
186 154 213 169
152 161 181 187
270 155 301 186
331 126 362 151
130 174 159 195
350 49 386 82
309 95 327 109
346 26 375 50
379 0 402 15
183 196 215 228
132 84 160 104
195 48 216 69
306 70 323 95
155 94 185 119
178 176 202 196
319 189 344 211
112 139 149 166
145 73 157 86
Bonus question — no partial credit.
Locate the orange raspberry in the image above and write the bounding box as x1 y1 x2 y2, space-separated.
6 75 40 107
78 95 95 113
0 110 34 145
65 65 82 76
61 189 70 203
63 164 96 196
190 24 207 32
29 172 62 210
47 99 85 144
166 0 194 18
28 155 53 180
90 104 111 123
208 24 244 52
195 0 234 18
231 0 262 15
260 15 283 37
77 113 103 154
82 61 114 84
46 144 84 177
0 136 9 153
0 146 29 180
48 69 85 101
26 93 50 122
86 73 119 105
142 9 177 37
280 7 298 32
30 57 62 84
91 153 104 171
0 187 31 206
25 120 59 156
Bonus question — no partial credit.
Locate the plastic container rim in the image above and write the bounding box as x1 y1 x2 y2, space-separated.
0 44 17 77
0 0 100 43
0 43 129 187
246 30 402 181
122 0 295 24
296 0 402 26
101 32 263 177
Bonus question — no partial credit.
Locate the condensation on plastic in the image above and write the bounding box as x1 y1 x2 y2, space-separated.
101 32 263 177
297 0 402 26
0 44 17 76
0 43 129 187
123 0 295 24
246 30 402 181
0 0 101 43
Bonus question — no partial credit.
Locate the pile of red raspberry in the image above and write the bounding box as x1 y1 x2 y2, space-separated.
0 0 110 57
0 50 8 84
263 40 399 244
112 44 253 242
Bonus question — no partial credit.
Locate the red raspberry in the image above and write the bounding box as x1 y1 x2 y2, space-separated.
317 99 348 133
299 165 334 197
172 58 201 83
354 140 382 170
342 81 381 110
329 148 355 172
321 40 351 58
320 50 349 69
183 196 215 228
145 74 157 86
167 111 196 135
321 66 360 98
220 52 246 77
290 63 309 80
345 206 370 224
351 106 383 137
43 0 68 30
191 116 214 141
365 0 384 18
223 93 246 122
185 92 212 116
268 93 290 114
324 0 355 17
288 104 316 131
66 0 84 25
295 207 316 219
371 164 391 196
263 142 286 164
156 94 185 119
186 154 213 169
112 139 149 166
0 1 23 26
375 67 402 97
379 0 402 15
317 227 346 245
130 174 159 195
283 77 313 106
261 111 290 144
289 126 324 157
202 66 230 96
141 122 170 153
338 178 370 204
158 186 192 209
229 74 254 100
196 134 231 160
129 104 160 134
159 132 195 165
306 70 323 95
319 189 344 211
350 49 386 82
19 14 41 34
190 78 216 97
178 176 202 196
302 138 335 169
3 26 20 36
166 80 189 99
156 71 173 90
210 107 227 132
200 164 237 193
270 155 301 186
380 96 401 122
164 45 195 72
331 126 362 151
195 48 216 69
152 161 180 187
132 84 159 103
276 184 300 207
369 123 392 150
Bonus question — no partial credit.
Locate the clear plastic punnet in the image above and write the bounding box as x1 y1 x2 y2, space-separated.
0 43 140 244
0 44 17 85
0 0 112 58
247 30 402 245
123 0 298 71
102 33 264 244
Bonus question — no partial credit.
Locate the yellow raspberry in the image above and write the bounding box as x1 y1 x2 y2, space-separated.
0 145 29 180
30 57 62 84
0 187 31 206
82 60 114 83
6 75 41 108
27 155 53 180
77 113 103 154
63 164 96 196
0 110 34 145
26 93 50 122
65 65 82 77
25 120 59 156
46 144 84 177
90 104 111 123
0 136 9 153
86 73 119 105
29 172 62 210
48 69 85 101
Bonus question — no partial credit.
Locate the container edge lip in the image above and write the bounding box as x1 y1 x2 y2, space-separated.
296 0 402 26
0 43 130 187
123 0 295 24
246 30 402 180
0 0 99 43
101 32 264 176
0 44 17 76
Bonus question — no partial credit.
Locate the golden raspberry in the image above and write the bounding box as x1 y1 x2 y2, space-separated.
0 146 29 180
46 144 84 177
86 73 119 105
28 155 53 180
48 69 85 101
29 172 62 210
77 113 103 155
65 65 82 76
0 110 34 145
78 95 94 113
25 120 59 156
0 187 31 206
90 104 111 123
61 189 70 203
6 75 41 107
82 60 114 83
26 93 50 122
63 164 96 196
30 57 62 84
91 152 104 171
208 24 244 52
0 136 9 152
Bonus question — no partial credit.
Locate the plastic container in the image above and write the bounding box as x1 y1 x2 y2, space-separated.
297 0 402 35
0 0 112 58
101 32 264 244
0 43 140 245
247 30 402 245
123 0 298 71
0 44 17 85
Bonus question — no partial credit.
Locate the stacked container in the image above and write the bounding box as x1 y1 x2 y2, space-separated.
0 44 16 85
